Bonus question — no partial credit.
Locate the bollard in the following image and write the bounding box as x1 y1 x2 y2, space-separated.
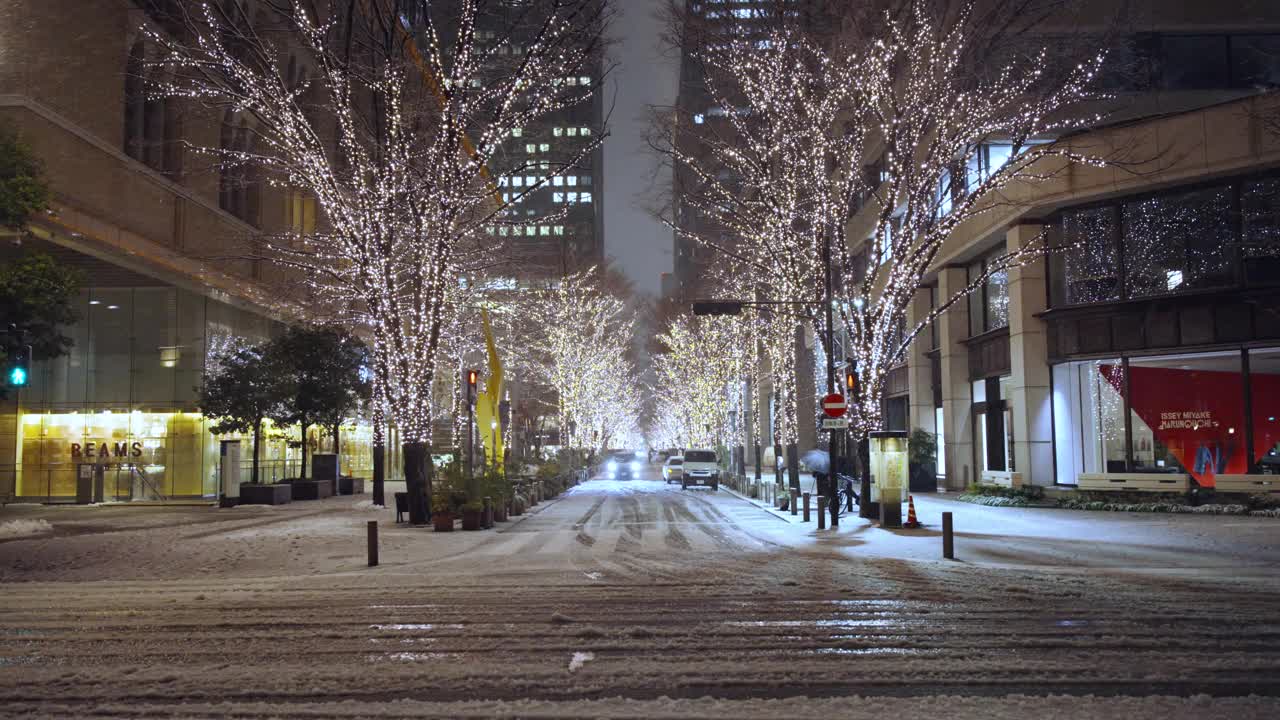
483 496 494 529
942 512 954 559
790 488 799 516
803 492 811 522
818 496 827 529
367 520 379 567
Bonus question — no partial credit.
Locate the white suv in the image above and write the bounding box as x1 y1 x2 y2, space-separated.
680 449 720 491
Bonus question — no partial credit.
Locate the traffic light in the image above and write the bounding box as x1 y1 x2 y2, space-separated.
6 345 31 387
466 369 479 397
845 365 857 397
692 301 743 316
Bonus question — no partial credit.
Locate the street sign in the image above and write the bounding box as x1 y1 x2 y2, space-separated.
821 392 846 418
822 418 849 429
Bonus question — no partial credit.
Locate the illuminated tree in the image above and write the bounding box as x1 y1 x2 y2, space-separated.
150 0 609 522
650 313 749 450
661 0 1109 448
525 268 638 453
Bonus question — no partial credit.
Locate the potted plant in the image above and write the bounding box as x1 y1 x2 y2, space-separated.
461 499 485 531
431 488 455 532
908 428 938 493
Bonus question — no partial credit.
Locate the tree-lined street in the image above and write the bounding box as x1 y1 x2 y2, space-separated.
2 468 1278 717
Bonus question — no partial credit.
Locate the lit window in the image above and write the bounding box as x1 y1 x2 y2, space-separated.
512 128 523 138
539 143 550 152
554 225 564 235
502 192 509 202
567 176 577 186
526 226 537 236
525 143 535 153
581 192 592 203
566 76 577 86
567 127 578 137
540 226 550 236
498 227 508 236
486 226 495 235
581 127 591 136
554 192 564 202
498 177 508 187
693 114 705 124
553 176 564 187
525 176 536 186
512 176 523 187
579 76 590 85
554 127 564 137
568 192 578 203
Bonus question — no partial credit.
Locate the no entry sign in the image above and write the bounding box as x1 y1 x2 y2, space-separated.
822 392 847 418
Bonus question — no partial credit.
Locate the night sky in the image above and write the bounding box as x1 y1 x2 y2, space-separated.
602 0 677 297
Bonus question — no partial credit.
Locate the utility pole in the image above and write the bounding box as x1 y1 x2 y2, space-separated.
821 229 842 528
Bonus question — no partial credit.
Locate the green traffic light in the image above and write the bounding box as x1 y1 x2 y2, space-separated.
8 366 27 387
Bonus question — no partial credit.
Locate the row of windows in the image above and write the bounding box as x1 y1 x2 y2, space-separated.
499 191 592 204
500 176 592 188
486 225 568 237
1050 175 1280 308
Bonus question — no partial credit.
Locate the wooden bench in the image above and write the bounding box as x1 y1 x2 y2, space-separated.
981 470 1023 488
1211 475 1280 495
1078 473 1190 493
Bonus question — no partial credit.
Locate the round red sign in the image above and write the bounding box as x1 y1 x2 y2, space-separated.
822 392 847 418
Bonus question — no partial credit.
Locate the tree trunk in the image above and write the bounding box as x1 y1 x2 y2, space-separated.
252 420 262 484
404 440 429 525
372 440 386 506
300 421 310 480
333 421 340 455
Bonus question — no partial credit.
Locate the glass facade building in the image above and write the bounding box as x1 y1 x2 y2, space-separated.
11 278 385 503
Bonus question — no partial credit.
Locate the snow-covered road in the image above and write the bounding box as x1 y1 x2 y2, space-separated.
2 468 1279 718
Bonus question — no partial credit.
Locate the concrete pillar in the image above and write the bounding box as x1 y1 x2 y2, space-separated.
905 287 936 436
937 266 974 491
1006 223 1054 486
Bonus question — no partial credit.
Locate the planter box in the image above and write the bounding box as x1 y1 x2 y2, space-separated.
239 483 292 505
462 509 483 531
287 478 334 500
433 513 455 532
337 477 366 495
1078 473 1189 493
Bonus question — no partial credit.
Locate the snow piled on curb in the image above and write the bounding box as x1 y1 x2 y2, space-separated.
353 500 386 511
957 494 1028 507
0 518 53 539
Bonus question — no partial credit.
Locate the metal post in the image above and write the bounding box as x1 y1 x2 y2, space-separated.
790 488 798 516
803 492 811 522
818 496 827 529
942 512 954 560
367 520 379 567
466 382 475 493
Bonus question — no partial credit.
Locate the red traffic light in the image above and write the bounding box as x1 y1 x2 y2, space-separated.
845 370 857 393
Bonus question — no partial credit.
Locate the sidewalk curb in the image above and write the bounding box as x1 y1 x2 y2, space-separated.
721 484 806 525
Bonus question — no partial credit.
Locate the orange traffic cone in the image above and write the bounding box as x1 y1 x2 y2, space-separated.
904 495 920 528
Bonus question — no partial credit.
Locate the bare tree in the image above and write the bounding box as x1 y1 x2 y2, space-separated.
149 0 611 522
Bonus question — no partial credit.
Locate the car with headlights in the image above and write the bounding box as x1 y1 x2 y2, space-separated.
662 456 683 484
680 449 720 491
605 453 642 480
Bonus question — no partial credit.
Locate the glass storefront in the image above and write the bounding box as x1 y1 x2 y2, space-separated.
1052 349 1280 486
10 282 388 503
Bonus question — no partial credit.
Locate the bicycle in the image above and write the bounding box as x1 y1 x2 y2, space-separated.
833 473 860 518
